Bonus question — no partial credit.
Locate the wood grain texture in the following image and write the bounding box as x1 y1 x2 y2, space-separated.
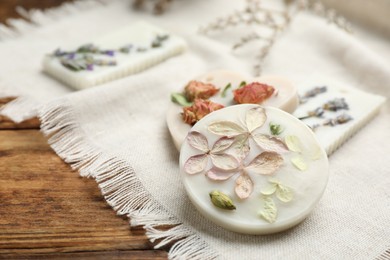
0 130 168 259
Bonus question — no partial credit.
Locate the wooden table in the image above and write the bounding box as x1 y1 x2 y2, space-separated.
0 2 168 259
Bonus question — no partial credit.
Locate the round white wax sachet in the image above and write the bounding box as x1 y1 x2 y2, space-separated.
179 104 329 235
167 70 299 150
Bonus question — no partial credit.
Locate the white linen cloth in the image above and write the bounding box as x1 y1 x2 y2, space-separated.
1 1 389 259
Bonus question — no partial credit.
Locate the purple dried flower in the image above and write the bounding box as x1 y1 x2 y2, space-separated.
104 50 115 56
67 53 76 59
86 64 94 71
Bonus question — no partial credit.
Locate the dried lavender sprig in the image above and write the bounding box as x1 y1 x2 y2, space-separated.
299 86 327 104
310 113 353 130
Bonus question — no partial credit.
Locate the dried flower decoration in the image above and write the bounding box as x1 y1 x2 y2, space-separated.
208 107 288 159
182 99 224 125
184 131 238 174
206 151 284 199
258 196 277 223
299 86 327 104
299 98 349 120
184 81 219 101
209 190 236 210
269 122 283 135
261 179 293 202
199 0 352 75
233 82 275 104
311 113 353 130
50 35 169 72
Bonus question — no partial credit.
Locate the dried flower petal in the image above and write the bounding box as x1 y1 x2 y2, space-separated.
210 154 239 171
233 82 275 104
211 136 235 153
252 134 289 153
182 99 224 125
260 184 277 195
259 196 277 223
186 131 209 152
184 154 208 174
246 152 283 175
184 80 219 101
209 190 236 210
230 134 250 160
275 184 293 202
291 156 307 171
235 173 254 199
208 121 245 137
245 107 267 133
269 122 283 135
206 168 236 181
285 135 302 153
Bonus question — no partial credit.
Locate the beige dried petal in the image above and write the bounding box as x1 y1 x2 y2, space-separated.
206 168 236 181
252 134 289 153
235 173 253 199
211 136 235 154
230 134 250 160
246 152 283 175
208 121 246 137
285 135 302 153
276 184 293 202
260 184 277 195
291 156 307 171
246 107 267 133
210 154 239 171
184 154 208 174
259 196 277 223
187 131 209 152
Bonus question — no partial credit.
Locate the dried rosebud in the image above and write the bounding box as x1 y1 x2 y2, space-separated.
182 99 224 125
184 81 219 101
209 190 236 210
233 82 275 104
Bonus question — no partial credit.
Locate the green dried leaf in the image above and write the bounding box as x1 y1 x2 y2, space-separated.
285 135 302 153
246 107 267 133
209 190 236 210
259 196 277 223
275 184 293 202
269 122 283 135
291 156 307 171
171 92 193 107
221 83 232 98
238 81 246 88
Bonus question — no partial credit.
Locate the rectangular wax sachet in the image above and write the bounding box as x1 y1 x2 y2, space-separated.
43 21 187 90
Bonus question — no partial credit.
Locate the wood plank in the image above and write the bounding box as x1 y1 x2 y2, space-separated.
0 98 40 130
0 130 168 258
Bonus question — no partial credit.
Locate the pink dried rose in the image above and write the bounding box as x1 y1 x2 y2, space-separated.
182 99 224 125
233 82 275 104
184 80 219 101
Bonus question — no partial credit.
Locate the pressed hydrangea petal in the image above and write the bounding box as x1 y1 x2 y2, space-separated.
253 134 289 153
276 184 293 202
246 107 267 133
208 121 245 137
246 152 283 175
187 131 209 152
285 135 302 153
291 156 307 171
206 168 236 181
210 154 239 171
230 134 250 160
235 174 253 199
184 154 208 174
260 184 277 195
211 136 236 153
259 196 277 223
